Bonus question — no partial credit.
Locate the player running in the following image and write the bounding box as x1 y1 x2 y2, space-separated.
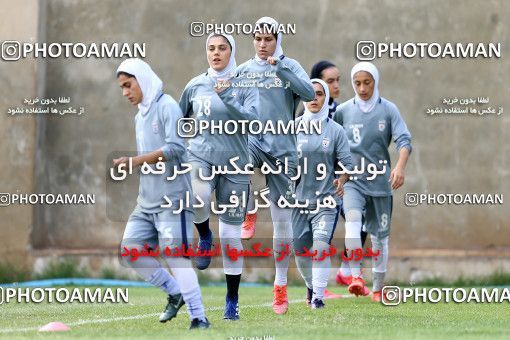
310 60 369 295
293 79 352 309
237 16 315 314
333 62 412 302
179 33 259 320
115 58 209 329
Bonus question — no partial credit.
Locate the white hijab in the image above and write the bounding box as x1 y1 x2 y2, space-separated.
302 79 330 122
254 16 283 65
351 61 380 113
206 32 237 81
117 58 163 116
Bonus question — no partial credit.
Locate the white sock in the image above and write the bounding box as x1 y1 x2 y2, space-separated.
345 210 363 278
246 183 255 213
312 240 331 301
373 271 386 292
147 267 181 296
191 178 212 224
370 234 389 292
121 244 180 295
270 202 293 286
166 257 205 321
340 260 352 276
313 286 326 301
219 220 243 275
295 255 313 289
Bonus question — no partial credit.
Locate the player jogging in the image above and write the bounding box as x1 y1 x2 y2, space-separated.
237 16 315 314
116 58 209 329
333 61 412 302
179 33 259 320
310 60 370 297
293 78 352 308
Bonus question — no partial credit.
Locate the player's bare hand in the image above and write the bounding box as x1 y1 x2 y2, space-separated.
389 166 405 190
113 156 130 167
214 80 230 93
267 56 278 65
334 178 345 197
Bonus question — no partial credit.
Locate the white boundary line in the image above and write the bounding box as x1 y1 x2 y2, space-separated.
0 295 354 334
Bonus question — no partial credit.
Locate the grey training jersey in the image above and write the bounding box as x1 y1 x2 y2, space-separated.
236 57 315 168
179 73 259 183
134 92 192 213
295 117 353 206
333 97 412 197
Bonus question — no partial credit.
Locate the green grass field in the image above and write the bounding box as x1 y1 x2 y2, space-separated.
1 285 509 339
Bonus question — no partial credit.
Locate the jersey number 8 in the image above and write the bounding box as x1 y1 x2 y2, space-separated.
352 127 361 143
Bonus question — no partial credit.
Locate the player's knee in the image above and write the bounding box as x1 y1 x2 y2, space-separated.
166 256 192 270
370 234 381 248
370 234 389 249
312 239 330 253
345 210 362 238
269 201 292 223
191 180 211 223
345 209 362 222
219 221 242 243
273 222 292 240
191 180 211 203
294 239 311 256
120 239 157 252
